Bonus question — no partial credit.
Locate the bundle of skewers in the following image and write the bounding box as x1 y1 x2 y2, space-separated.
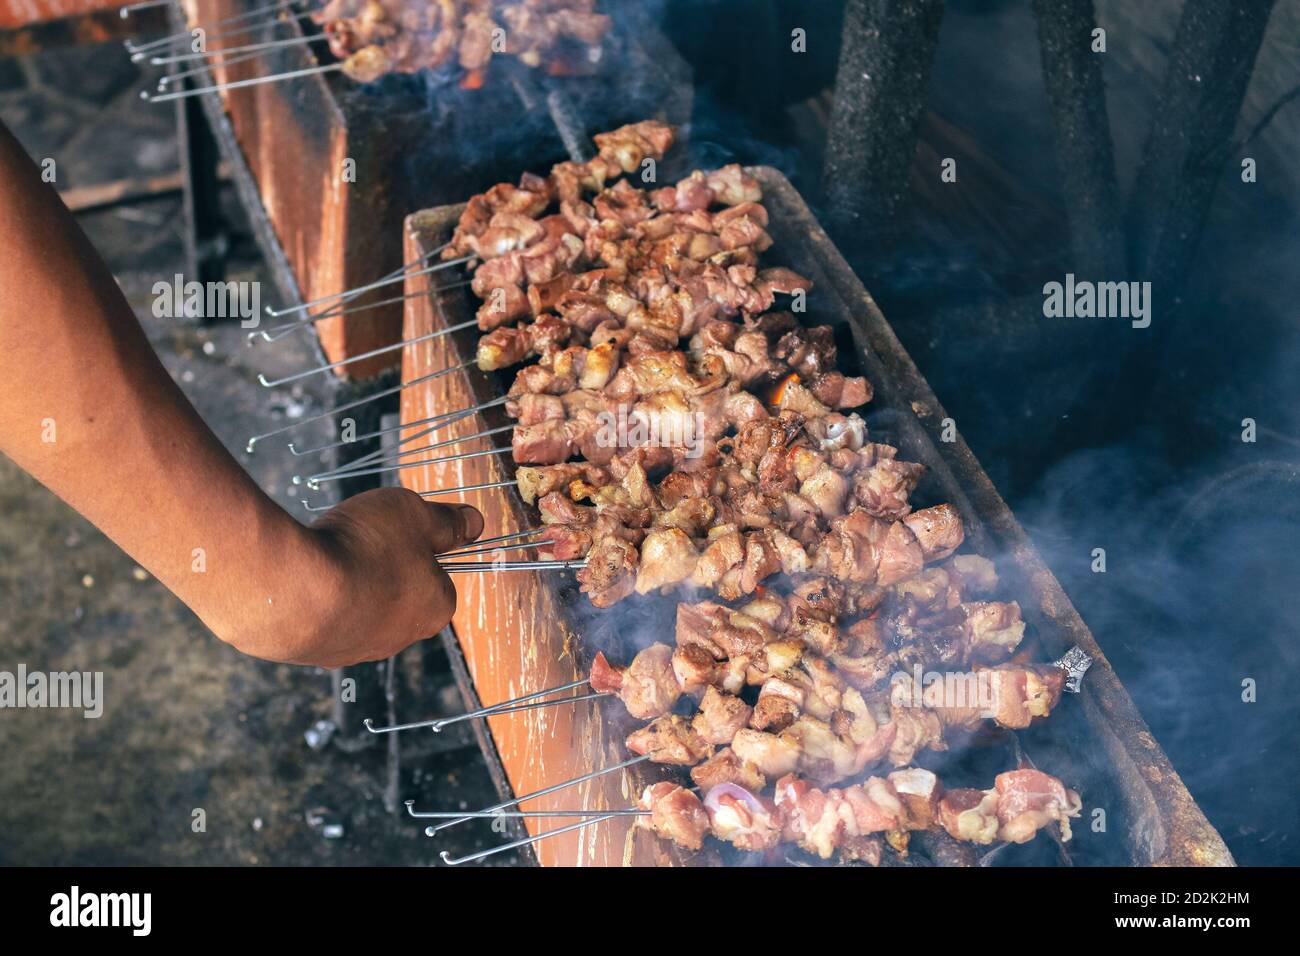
255 117 1091 864
132 0 611 103
319 0 610 84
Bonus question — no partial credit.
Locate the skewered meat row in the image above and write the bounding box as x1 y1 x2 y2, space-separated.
468 179 786 340
483 312 860 432
635 767 1081 858
672 566 1029 702
510 405 926 546
513 407 891 511
545 497 962 607
619 659 1064 789
585 552 1012 721
500 379 869 470
445 120 676 259
454 151 757 284
530 434 957 602
581 579 1053 789
473 264 821 382
316 0 611 83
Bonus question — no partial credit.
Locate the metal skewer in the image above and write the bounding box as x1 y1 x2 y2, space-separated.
263 258 417 319
416 753 651 832
296 422 494 481
290 395 509 473
302 423 512 480
134 9 312 62
257 302 471 345
440 814 622 865
417 808 643 819
434 539 545 559
159 47 270 90
300 444 512 489
440 559 587 573
126 0 303 50
437 527 545 556
245 360 473 453
420 479 515 498
142 62 345 103
368 689 606 734
120 0 176 19
287 402 483 457
263 245 462 318
299 474 520 514
257 285 465 329
440 785 706 864
258 321 480 387
149 32 320 65
364 675 598 734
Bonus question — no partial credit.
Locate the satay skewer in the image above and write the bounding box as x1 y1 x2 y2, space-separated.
261 242 451 321
159 47 273 90
414 753 652 833
287 396 508 458
299 444 512 488
440 559 588 574
257 316 478 388
439 814 623 866
138 8 316 63
430 765 1081 865
148 32 320 66
295 424 509 483
437 527 547 557
142 62 345 103
125 0 302 46
244 360 474 453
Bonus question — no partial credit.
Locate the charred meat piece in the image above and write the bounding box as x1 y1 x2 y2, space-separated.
691 686 754 745
637 782 710 851
625 715 713 765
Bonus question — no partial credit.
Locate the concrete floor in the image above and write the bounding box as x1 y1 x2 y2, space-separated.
0 41 516 865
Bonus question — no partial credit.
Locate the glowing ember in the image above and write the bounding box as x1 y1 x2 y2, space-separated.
767 372 800 407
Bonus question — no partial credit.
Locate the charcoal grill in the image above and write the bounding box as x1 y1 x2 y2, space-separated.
392 167 1234 867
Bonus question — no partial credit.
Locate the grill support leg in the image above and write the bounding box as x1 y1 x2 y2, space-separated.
1126 0 1279 291
1031 0 1124 280
823 0 946 242
176 71 229 291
